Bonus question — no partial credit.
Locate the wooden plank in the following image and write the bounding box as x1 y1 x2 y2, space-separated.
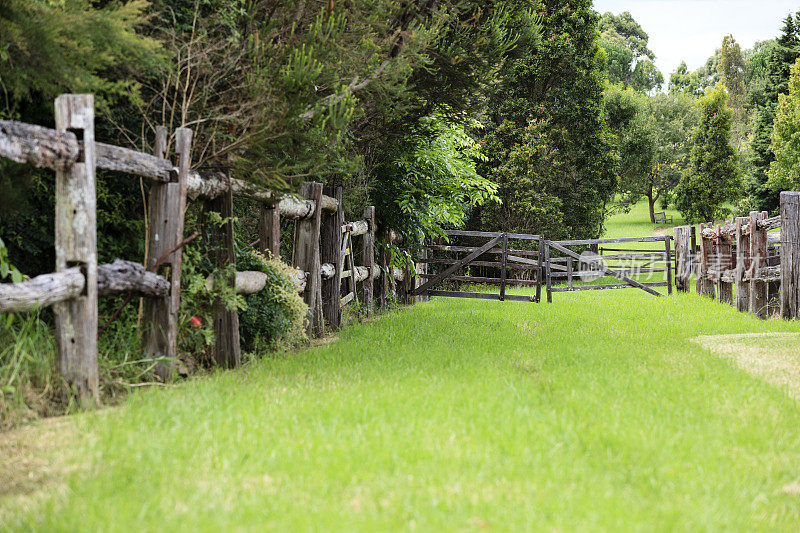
321 186 343 329
95 141 177 182
552 236 668 246
673 226 691 292
781 194 800 319
0 118 79 171
53 94 98 404
258 203 281 258
536 237 543 303
143 127 192 379
412 234 504 296
507 254 540 266
341 292 354 306
735 217 750 311
499 233 508 301
419 258 537 270
425 244 539 257
545 241 552 303
444 230 542 241
552 282 669 293
665 230 673 295
717 225 733 304
750 211 768 318
362 206 375 314
427 290 537 303
419 274 538 286
547 240 662 297
292 182 324 337
550 268 668 279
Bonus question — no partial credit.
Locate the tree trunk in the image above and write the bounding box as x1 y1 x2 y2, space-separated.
648 194 656 223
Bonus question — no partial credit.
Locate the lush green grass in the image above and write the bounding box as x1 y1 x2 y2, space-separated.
6 203 800 531
604 200 687 240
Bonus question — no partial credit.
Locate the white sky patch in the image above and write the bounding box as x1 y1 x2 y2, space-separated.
592 0 799 78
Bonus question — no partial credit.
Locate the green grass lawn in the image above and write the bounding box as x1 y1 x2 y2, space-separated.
5 203 800 531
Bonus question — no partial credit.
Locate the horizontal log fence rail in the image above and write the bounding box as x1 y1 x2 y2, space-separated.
673 194 800 320
0 94 411 405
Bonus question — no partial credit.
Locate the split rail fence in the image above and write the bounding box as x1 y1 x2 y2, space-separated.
673 192 800 319
0 94 408 404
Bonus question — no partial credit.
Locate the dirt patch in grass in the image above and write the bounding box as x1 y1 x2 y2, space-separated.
0 416 83 525
693 333 800 399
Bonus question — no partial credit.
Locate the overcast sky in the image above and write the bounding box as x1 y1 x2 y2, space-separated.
593 0 799 78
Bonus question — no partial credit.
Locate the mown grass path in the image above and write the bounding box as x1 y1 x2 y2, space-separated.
6 287 800 531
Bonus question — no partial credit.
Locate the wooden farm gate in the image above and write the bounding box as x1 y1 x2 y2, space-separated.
413 230 545 302
543 236 672 302
412 232 673 303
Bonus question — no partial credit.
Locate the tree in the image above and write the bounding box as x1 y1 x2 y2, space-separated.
669 54 721 96
598 11 663 93
479 0 618 239
675 86 741 223
719 35 747 148
767 58 800 191
748 12 800 213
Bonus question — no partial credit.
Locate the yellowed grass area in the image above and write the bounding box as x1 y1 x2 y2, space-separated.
693 333 800 399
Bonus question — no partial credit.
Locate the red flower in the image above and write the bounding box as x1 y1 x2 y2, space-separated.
190 315 202 328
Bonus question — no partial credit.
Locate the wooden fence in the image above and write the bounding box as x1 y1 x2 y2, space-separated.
673 192 800 319
0 94 408 404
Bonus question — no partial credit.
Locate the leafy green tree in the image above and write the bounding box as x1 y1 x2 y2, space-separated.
479 0 617 239
371 116 499 243
675 86 741 223
669 54 721 96
767 58 800 191
598 11 663 93
719 35 747 148
748 12 800 212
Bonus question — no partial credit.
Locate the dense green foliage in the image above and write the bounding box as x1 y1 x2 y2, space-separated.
748 13 800 213
675 86 741 223
598 11 663 93
767 58 800 191
479 0 617 240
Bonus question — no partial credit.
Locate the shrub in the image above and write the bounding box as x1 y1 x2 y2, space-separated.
236 249 307 352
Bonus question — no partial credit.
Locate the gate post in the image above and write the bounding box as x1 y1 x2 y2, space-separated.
750 211 768 318
545 241 553 303
781 193 800 319
673 226 691 292
735 217 750 312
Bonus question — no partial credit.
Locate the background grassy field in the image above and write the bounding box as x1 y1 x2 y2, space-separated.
4 202 800 531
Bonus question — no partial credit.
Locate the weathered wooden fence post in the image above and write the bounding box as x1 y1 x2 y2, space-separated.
717 226 733 304
321 186 343 329
674 226 691 292
143 127 191 379
750 211 768 318
545 241 553 303
53 94 98 403
697 224 715 299
735 217 750 312
664 235 673 295
206 180 241 368
361 206 375 314
781 192 800 319
258 203 280 258
293 182 324 337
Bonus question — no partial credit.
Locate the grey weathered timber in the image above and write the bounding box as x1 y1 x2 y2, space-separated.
96 141 176 182
206 187 241 368
534 238 542 303
0 119 176 182
697 224 715 299
735 217 750 312
143 127 192 380
768 281 781 316
717 226 733 304
345 219 370 237
443 230 541 241
0 119 79 170
499 233 509 301
425 244 539 257
53 94 98 404
550 267 667 279
419 258 537 270
378 245 388 309
258 203 281 258
362 206 375 315
292 182 324 337
321 186 343 329
665 235 673 295
552 283 669 293
547 241 662 297
205 269 307 295
781 192 800 319
0 260 168 313
545 242 553 303
427 290 537 303
412 235 504 296
551 236 668 246
418 274 538 286
758 216 781 230
673 226 691 292
750 211 768 318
